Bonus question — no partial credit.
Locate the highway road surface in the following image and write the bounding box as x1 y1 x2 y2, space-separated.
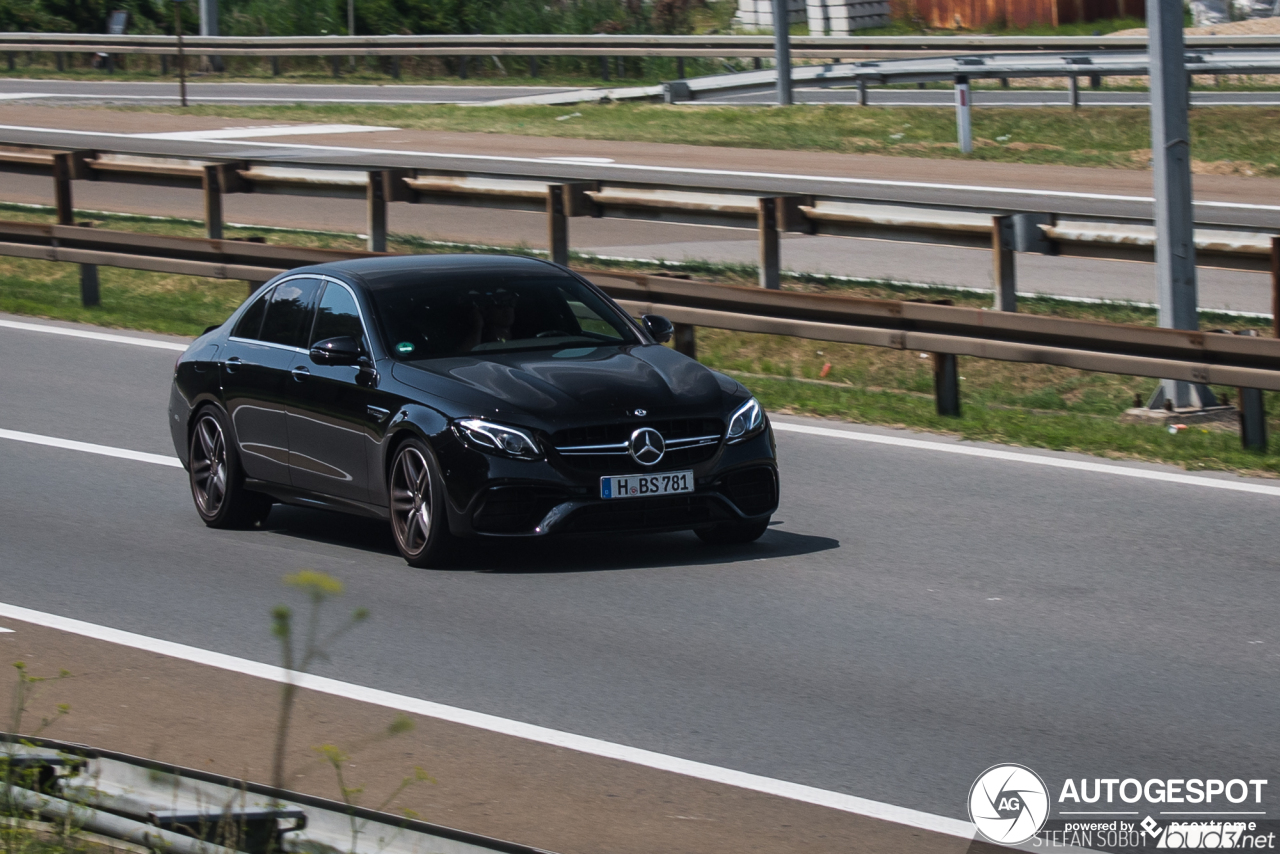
1 312 1278 847
4 76 1280 107
0 108 1275 314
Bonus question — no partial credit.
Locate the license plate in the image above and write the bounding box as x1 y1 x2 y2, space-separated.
600 470 694 500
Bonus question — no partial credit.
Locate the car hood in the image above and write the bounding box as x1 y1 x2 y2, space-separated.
390 344 728 425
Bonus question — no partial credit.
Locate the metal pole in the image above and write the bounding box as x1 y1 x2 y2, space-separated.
174 3 188 108
52 153 74 226
202 165 223 240
198 0 221 72
366 171 387 253
1068 74 1079 109
772 0 792 105
933 353 960 416
955 75 972 154
1148 0 1199 409
347 0 356 69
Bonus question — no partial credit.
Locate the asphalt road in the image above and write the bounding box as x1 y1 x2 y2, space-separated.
5 77 1280 108
2 313 1278 826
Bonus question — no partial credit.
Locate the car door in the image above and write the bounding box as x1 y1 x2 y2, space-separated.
221 276 322 485
285 279 388 504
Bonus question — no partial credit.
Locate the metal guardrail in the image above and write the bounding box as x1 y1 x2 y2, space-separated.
1 143 1274 301
2 220 1279 400
4 734 550 854
657 47 1280 103
2 32 1280 58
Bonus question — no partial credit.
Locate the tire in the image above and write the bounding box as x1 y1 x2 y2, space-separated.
388 438 455 568
696 517 770 546
189 406 273 529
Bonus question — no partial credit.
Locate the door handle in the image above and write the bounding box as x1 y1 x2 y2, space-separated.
291 366 311 382
225 356 242 373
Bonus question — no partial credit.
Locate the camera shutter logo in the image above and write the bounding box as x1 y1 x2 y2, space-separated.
968 764 1050 846
628 427 665 466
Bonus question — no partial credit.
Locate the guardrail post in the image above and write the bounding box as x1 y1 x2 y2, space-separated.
933 353 960 416
599 56 610 80
673 323 697 359
1090 72 1102 89
857 80 867 105
77 222 100 308
329 56 341 77
367 171 387 252
528 57 538 77
676 57 685 78
954 75 972 154
1271 236 1279 338
271 57 280 76
52 153 74 226
56 53 65 72
992 215 1016 311
758 197 781 290
390 57 401 79
1239 387 1267 452
772 0 793 105
202 164 224 240
547 184 569 266
1068 74 1080 109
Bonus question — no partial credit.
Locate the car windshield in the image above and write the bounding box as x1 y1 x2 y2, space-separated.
369 272 638 360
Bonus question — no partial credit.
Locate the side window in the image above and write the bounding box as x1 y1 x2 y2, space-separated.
260 277 322 348
310 283 366 351
232 287 271 340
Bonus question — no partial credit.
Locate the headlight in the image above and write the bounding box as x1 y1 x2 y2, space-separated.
726 397 764 443
455 419 542 460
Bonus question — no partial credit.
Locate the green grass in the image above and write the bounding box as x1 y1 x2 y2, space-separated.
105 99 1280 175
1 202 1274 475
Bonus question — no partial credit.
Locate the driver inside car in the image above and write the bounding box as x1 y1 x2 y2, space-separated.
459 288 518 351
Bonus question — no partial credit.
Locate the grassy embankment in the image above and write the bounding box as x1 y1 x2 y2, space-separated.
1 202 1276 474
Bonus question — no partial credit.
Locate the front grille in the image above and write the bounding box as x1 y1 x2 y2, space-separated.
717 467 778 517
471 486 567 534
562 494 732 534
552 418 722 474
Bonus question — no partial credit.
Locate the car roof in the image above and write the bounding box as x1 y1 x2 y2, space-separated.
298 253 569 290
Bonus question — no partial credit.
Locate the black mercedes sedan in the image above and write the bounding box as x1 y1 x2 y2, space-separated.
168 254 779 567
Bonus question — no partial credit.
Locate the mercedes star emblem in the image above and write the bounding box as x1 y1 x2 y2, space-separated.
628 427 665 466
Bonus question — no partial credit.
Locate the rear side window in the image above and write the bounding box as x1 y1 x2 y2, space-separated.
233 288 271 340
260 277 322 348
311 283 366 351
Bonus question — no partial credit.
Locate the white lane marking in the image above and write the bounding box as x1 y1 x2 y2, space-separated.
0 318 189 351
772 422 1280 497
3 123 1276 213
131 124 397 141
0 600 975 841
0 429 182 468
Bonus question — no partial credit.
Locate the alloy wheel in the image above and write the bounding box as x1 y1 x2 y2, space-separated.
390 446 432 555
191 413 228 516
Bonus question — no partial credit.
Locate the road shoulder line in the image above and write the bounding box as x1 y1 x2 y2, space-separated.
0 600 976 841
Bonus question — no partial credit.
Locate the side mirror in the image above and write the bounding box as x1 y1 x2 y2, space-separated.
310 336 363 366
642 314 674 344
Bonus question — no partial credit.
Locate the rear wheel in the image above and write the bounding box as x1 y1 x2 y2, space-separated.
696 517 770 545
189 407 272 529
389 439 455 568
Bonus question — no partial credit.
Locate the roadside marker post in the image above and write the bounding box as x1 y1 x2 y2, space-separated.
954 75 972 153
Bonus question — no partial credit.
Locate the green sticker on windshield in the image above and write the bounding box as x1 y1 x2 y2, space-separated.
396 341 415 355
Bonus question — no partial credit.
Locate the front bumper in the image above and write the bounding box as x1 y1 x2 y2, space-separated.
443 426 778 538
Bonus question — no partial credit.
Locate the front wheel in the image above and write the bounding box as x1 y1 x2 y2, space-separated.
389 439 455 568
696 517 770 546
189 406 272 529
